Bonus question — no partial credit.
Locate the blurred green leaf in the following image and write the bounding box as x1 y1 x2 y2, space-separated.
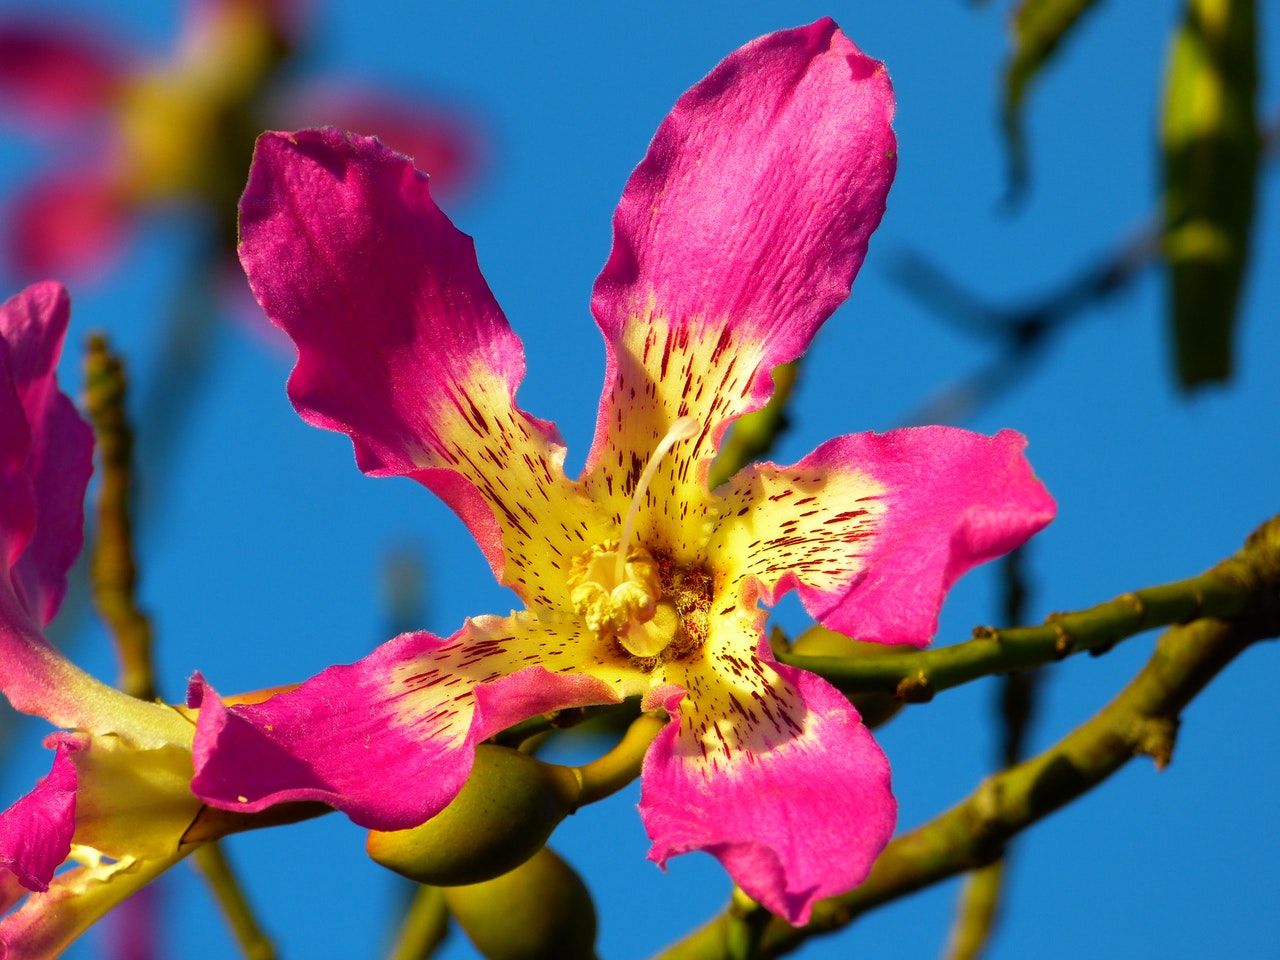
1161 0 1259 389
1001 0 1103 200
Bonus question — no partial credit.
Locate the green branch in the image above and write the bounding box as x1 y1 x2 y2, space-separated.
386 885 450 960
574 713 665 805
778 526 1270 699
654 515 1280 960
191 844 278 960
942 860 1004 960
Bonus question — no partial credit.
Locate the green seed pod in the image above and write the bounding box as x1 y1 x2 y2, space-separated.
366 744 580 886
791 625 905 729
444 845 597 960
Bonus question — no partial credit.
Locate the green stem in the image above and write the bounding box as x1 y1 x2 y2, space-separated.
723 887 773 960
653 515 1280 960
387 885 450 960
943 861 1004 960
191 843 278 960
574 714 666 806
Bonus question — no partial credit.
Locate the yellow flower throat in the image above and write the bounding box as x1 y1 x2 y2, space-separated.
568 417 707 661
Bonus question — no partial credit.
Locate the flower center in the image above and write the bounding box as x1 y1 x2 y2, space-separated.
568 417 700 659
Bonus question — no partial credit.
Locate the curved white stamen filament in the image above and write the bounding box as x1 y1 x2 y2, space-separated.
614 416 700 584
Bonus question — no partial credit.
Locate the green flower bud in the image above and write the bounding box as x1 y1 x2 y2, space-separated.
366 744 580 886
444 846 597 960
791 625 905 729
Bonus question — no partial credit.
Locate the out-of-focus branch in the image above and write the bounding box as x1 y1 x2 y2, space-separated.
994 547 1036 769
84 335 155 701
191 844 277 960
896 109 1279 424
942 861 1005 960
1000 0 1103 204
943 545 1037 960
84 335 279 960
386 886 450 960
655 515 1280 960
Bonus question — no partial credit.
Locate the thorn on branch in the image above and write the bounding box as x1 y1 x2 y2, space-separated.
895 671 935 704
1050 622 1074 658
1120 592 1145 617
1135 717 1179 771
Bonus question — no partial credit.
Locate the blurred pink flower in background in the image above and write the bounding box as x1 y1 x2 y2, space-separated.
0 0 482 281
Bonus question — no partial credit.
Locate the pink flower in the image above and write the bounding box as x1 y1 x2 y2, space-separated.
0 0 479 280
191 20 1055 924
0 283 202 958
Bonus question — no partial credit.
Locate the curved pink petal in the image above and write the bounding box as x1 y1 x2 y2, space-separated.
6 171 130 281
586 18 896 479
238 128 593 588
640 650 894 925
0 737 79 894
717 427 1054 646
0 20 124 128
190 624 619 830
0 335 36 594
0 581 192 749
0 281 93 627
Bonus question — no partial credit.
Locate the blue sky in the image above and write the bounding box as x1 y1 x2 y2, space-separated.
1 1 1278 958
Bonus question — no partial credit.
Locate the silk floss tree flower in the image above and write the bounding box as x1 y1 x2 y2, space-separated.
0 282 207 957
190 19 1056 923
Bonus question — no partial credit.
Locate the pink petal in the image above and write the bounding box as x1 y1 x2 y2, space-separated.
586 18 896 480
640 646 894 925
0 729 196 955
190 623 619 830
0 841 185 960
0 20 123 128
0 282 93 628
0 737 79 894
0 573 193 745
238 129 597 592
718 427 1055 646
6 171 130 281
